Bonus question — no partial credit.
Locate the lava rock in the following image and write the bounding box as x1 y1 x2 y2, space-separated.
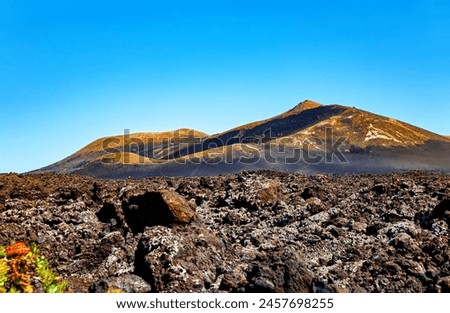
89 274 151 293
1 171 450 293
122 190 196 233
432 199 450 219
135 224 226 292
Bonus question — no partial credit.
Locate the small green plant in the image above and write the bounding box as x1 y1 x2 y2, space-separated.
0 242 67 293
0 258 9 293
0 246 6 258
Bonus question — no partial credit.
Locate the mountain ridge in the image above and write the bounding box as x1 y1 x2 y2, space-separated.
33 100 450 177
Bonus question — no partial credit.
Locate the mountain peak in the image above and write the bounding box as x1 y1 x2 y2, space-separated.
289 100 322 115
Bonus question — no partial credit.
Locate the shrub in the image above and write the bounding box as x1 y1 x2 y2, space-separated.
0 242 67 293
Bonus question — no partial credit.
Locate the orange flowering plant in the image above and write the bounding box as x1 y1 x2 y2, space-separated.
0 242 67 293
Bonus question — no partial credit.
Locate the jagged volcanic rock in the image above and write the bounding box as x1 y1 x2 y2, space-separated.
0 171 449 292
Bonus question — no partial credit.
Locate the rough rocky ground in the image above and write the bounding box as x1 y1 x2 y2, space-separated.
0 171 449 293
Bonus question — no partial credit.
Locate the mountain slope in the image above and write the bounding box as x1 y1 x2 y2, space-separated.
37 129 208 174
269 104 448 150
34 100 450 177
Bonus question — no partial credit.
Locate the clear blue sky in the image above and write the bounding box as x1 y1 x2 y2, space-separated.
1 0 449 173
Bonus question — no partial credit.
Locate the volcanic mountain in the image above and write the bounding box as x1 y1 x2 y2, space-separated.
35 100 450 178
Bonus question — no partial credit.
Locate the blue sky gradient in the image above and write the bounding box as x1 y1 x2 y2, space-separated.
1 0 449 173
